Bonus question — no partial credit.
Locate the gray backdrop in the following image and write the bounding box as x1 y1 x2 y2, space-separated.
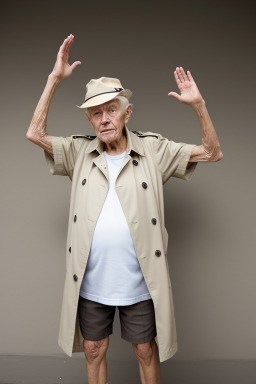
1 0 255 363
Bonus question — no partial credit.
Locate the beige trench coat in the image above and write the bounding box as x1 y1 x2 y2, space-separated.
44 124 198 363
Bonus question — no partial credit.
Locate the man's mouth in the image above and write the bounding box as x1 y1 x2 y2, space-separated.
101 129 114 134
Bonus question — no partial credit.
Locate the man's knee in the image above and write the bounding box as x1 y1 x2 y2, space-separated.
132 339 155 362
83 336 109 361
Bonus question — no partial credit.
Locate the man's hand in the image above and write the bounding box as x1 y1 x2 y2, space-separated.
168 67 203 106
50 34 81 80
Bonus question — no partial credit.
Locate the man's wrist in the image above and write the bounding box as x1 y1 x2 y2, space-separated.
191 99 206 114
191 98 205 109
48 73 62 86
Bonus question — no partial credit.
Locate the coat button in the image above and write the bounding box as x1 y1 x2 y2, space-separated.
142 182 148 189
74 215 77 222
73 274 78 282
69 246 71 253
151 218 157 225
82 179 86 185
155 250 161 257
133 160 138 166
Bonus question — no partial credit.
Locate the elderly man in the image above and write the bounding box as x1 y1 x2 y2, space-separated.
26 34 223 384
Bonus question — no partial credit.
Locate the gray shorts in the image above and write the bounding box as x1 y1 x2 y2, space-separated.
78 296 157 344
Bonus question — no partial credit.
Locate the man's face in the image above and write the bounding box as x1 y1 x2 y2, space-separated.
85 98 132 145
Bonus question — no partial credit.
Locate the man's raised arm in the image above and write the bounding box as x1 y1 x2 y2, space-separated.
26 34 81 159
168 67 223 163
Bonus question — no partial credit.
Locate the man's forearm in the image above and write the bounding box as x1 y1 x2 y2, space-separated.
191 99 222 161
26 74 61 143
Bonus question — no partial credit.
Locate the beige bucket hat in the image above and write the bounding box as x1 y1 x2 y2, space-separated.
77 76 132 109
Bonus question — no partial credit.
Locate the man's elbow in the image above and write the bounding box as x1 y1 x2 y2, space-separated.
26 132 38 144
26 130 33 140
211 150 223 162
217 150 224 161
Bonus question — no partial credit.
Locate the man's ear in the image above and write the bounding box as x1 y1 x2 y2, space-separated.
125 104 132 123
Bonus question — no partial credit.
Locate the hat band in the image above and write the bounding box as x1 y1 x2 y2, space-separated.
83 88 124 104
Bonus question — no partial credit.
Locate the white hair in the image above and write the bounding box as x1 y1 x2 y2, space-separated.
115 95 131 110
85 95 132 116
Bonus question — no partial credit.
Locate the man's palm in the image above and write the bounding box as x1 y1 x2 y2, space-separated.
168 67 203 105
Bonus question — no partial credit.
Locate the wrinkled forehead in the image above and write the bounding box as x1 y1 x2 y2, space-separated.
89 97 121 112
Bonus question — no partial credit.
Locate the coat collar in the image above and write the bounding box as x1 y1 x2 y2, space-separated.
84 124 145 157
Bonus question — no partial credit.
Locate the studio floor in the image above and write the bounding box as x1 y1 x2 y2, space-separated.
0 355 256 384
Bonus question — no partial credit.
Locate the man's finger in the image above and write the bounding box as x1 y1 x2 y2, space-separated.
65 35 74 54
175 67 182 82
57 40 68 59
187 70 194 82
59 38 68 54
66 37 75 58
70 61 82 71
180 67 188 81
61 34 72 51
174 70 181 86
168 91 182 101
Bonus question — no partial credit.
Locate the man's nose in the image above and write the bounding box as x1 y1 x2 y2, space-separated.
101 110 110 124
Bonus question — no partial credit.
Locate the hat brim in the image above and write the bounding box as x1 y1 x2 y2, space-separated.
76 89 132 109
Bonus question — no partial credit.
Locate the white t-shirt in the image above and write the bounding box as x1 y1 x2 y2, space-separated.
79 150 151 305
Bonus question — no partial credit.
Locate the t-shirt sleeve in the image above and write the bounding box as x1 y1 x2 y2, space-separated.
153 133 198 183
44 135 81 179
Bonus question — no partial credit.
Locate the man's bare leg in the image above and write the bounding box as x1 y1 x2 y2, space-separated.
84 336 109 384
132 339 160 384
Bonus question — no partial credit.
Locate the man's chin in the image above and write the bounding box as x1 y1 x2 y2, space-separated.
100 132 116 142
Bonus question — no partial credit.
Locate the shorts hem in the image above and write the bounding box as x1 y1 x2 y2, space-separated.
82 328 113 341
121 330 157 344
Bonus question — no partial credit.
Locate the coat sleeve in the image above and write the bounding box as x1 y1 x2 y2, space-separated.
153 133 198 183
44 135 83 179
